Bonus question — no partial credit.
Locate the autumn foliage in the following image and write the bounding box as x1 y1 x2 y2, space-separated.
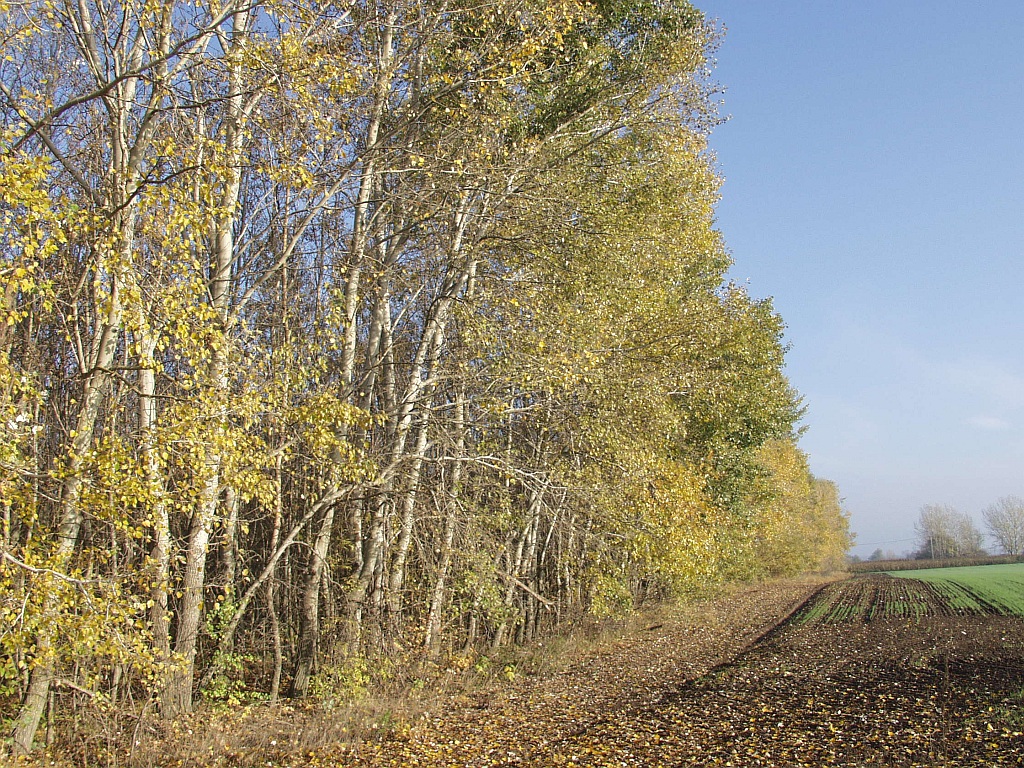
0 0 851 756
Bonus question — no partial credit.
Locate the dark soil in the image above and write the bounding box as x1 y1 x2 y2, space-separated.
344 576 1024 767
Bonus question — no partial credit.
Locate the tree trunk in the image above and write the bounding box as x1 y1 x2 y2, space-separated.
289 498 337 697
222 485 240 601
425 393 465 657
492 526 528 651
164 4 255 715
385 415 430 628
424 508 457 657
11 273 124 752
139 329 173 717
267 456 284 702
196 483 350 693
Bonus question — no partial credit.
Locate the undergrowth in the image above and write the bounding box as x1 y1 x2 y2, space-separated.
2 600 688 768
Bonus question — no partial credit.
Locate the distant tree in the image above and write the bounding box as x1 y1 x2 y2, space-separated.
915 505 955 559
982 496 1024 555
952 513 986 556
866 548 899 562
914 504 985 559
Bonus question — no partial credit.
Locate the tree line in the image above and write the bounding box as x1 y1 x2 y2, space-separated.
913 497 1024 560
0 0 851 755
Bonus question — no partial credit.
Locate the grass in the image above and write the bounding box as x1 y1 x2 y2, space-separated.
888 563 1024 616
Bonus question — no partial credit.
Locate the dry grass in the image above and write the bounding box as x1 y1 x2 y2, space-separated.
2 605 684 767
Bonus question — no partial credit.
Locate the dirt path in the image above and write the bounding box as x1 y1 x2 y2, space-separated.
342 578 831 767
338 576 1024 767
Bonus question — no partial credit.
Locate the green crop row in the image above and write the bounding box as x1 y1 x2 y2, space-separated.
795 564 1024 626
887 563 1024 616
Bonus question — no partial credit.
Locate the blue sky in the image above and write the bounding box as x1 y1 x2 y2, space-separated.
698 1 1024 557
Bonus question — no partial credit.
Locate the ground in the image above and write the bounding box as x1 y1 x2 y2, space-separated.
338 575 1024 767
27 574 1024 766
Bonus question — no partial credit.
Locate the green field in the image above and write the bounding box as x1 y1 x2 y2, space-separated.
888 562 1024 615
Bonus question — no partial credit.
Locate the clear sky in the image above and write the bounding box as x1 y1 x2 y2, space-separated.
698 1 1024 558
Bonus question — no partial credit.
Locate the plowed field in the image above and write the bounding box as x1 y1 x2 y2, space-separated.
268 577 1024 767
509 576 1024 766
650 575 1024 766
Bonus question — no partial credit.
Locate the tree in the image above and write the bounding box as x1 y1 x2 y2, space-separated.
914 504 985 559
1 0 368 743
982 496 1024 555
736 440 851 578
1 0 859 755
